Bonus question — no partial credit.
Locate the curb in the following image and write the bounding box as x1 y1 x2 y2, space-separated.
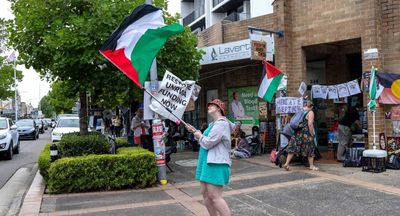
18 170 45 216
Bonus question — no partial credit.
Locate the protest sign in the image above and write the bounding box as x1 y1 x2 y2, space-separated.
275 97 303 114
149 71 195 123
328 86 339 99
298 82 307 96
311 85 328 99
346 80 361 95
144 81 161 120
336 84 350 98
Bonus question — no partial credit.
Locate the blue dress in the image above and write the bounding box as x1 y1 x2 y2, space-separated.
195 123 230 186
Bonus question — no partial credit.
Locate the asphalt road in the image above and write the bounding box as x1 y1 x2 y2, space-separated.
0 129 50 189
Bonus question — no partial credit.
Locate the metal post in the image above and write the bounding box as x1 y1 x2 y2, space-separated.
372 110 376 150
149 60 167 185
13 60 18 121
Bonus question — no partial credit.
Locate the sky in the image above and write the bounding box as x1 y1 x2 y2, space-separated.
0 0 181 108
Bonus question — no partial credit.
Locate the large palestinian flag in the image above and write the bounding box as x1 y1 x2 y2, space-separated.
376 72 400 104
258 61 284 102
100 4 184 88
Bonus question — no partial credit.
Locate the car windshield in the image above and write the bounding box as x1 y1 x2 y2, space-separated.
57 119 79 128
16 120 33 127
0 119 7 129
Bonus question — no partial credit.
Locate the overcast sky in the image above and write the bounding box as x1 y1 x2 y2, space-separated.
0 0 181 108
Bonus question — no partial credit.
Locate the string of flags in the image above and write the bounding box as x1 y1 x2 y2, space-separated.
311 79 361 99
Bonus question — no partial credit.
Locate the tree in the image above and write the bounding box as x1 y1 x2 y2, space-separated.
39 95 55 118
47 81 77 114
0 18 23 101
8 0 202 135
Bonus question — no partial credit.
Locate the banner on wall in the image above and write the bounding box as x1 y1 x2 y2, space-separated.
275 97 303 114
228 86 259 135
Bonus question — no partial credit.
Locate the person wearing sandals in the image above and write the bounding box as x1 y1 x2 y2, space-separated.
283 100 319 171
185 99 235 216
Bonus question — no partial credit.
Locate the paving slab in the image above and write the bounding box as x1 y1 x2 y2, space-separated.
41 190 172 213
227 180 400 216
168 152 273 184
180 172 315 197
72 203 195 216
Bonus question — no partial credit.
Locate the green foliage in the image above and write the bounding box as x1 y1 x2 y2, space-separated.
39 96 55 118
47 81 77 114
38 143 51 182
58 132 110 157
47 147 156 193
0 56 23 100
115 137 130 148
8 0 203 112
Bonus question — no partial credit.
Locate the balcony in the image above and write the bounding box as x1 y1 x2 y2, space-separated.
182 7 205 26
212 0 245 13
223 12 250 22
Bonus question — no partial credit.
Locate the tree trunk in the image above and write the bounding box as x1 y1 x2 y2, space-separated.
79 91 89 135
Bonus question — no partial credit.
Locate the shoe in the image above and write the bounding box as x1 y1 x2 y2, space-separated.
283 164 291 171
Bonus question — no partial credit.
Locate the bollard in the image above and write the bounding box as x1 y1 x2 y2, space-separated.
50 143 59 162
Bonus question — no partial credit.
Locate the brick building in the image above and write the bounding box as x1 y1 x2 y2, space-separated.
187 0 400 149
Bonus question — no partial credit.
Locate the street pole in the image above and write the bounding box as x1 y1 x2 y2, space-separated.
13 60 18 121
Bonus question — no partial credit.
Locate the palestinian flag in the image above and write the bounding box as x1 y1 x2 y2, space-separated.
376 72 400 104
258 61 284 102
100 4 184 88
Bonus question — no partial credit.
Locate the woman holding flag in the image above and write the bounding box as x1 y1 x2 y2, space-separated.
186 99 235 216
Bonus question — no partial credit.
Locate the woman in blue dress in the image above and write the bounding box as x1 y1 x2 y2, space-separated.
186 99 235 216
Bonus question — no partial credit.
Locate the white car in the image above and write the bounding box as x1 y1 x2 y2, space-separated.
51 117 80 142
0 117 20 160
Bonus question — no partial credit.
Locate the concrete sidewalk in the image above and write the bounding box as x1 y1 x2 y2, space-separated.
22 151 400 216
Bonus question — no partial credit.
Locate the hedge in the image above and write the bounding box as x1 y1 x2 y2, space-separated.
47 147 156 193
115 137 130 148
58 132 110 157
38 143 51 182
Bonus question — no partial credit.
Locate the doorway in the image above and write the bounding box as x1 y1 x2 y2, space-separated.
303 38 363 147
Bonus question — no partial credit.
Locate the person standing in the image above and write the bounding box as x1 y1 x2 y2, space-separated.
283 101 318 171
337 106 361 161
112 114 123 137
130 108 150 146
231 91 245 119
186 99 234 216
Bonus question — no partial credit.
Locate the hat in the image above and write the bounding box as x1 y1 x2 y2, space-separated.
207 99 227 116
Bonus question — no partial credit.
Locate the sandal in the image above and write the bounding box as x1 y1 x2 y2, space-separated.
283 165 291 171
309 166 319 171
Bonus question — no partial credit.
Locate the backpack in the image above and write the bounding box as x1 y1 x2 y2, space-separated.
290 111 309 130
387 154 400 170
343 147 364 167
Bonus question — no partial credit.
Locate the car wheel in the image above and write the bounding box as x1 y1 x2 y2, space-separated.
13 139 20 154
6 142 13 160
34 134 37 140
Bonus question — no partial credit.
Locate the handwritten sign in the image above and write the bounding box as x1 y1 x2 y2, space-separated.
276 97 303 114
149 71 195 123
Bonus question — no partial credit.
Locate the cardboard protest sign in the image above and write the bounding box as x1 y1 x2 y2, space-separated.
275 97 303 114
149 71 195 123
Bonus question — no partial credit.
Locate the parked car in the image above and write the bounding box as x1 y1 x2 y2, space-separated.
43 118 53 128
0 117 20 160
35 119 45 134
42 119 48 130
16 119 39 140
51 117 80 142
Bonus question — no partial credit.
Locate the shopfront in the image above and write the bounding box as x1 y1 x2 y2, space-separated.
195 0 400 154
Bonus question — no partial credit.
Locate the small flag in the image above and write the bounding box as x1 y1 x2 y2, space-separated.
6 51 16 63
258 61 284 102
368 66 377 110
99 4 184 88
